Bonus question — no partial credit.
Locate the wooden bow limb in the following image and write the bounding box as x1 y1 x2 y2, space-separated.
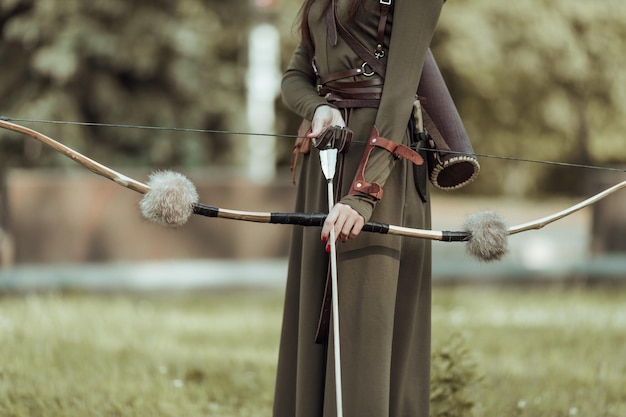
0 119 150 194
3 118 626 261
0 118 469 241
508 179 626 235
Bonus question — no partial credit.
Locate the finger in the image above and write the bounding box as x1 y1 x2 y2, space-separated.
339 217 356 241
339 211 364 241
325 205 349 243
334 205 365 241
307 123 324 138
309 107 332 137
334 209 350 242
332 115 347 128
349 215 365 239
321 207 339 243
335 205 361 242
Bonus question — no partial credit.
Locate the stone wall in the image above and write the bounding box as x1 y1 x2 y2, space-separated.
7 169 297 264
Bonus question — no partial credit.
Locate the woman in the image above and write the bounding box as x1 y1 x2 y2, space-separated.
274 1 445 416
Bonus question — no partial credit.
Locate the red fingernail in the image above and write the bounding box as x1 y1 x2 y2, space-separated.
322 236 328 244
325 244 330 253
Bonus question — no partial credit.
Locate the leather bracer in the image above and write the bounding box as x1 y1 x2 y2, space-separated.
349 126 424 201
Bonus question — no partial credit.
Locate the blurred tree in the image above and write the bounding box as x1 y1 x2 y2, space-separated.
1 0 623 262
0 0 253 169
1 0 624 197
432 0 626 196
0 0 258 264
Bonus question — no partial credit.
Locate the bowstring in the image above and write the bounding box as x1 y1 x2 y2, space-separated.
2 115 625 174
0 115 297 139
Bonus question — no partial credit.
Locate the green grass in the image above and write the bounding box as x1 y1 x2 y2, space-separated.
0 285 625 416
432 285 626 417
0 290 282 417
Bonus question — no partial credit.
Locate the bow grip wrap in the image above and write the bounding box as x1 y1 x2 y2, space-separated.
362 221 390 234
270 212 327 226
441 231 471 242
271 213 391 234
272 213 390 234
193 204 219 217
192 204 465 243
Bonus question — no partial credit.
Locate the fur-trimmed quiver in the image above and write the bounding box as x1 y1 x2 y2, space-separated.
418 50 480 191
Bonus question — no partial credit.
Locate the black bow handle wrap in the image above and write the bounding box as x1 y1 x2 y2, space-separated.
192 203 470 242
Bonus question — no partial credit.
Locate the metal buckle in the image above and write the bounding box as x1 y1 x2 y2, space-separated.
360 62 375 77
311 58 319 76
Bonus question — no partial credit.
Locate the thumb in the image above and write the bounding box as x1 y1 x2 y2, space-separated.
308 119 327 138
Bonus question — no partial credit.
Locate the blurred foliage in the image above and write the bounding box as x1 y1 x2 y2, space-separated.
0 0 625 195
0 0 255 168
432 0 626 196
430 333 480 417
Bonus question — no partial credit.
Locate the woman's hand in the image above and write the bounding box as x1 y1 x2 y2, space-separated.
321 203 365 248
311 106 359 248
308 105 346 138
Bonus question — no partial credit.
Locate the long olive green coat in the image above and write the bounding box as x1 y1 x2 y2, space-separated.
273 1 444 416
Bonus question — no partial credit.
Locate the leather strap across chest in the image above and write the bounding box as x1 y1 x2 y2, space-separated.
315 0 392 110
326 0 389 79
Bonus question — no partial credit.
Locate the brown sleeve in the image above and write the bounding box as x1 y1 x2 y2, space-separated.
281 43 331 121
373 1 442 143
282 42 379 220
341 0 444 219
